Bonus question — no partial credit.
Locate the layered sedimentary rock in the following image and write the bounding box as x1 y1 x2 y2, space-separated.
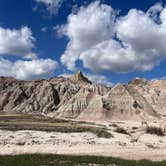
0 72 166 121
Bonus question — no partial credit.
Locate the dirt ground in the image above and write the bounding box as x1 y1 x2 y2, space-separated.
0 114 166 161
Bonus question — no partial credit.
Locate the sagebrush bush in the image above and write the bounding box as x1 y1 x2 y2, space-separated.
146 126 165 136
114 127 129 135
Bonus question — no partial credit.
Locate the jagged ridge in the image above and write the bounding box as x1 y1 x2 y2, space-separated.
0 72 166 121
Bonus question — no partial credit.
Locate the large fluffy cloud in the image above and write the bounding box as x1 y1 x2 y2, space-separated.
34 0 63 15
0 26 36 59
60 1 116 70
0 57 58 80
59 2 166 73
0 26 59 80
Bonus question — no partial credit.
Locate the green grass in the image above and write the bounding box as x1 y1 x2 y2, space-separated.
0 154 165 166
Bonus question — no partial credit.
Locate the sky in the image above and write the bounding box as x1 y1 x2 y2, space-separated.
0 0 166 85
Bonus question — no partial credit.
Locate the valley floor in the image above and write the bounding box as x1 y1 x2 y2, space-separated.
0 129 166 161
0 114 166 162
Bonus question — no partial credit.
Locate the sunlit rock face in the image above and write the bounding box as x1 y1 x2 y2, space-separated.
0 72 166 121
129 79 166 117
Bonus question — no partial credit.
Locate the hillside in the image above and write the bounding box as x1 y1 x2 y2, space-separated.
0 71 166 121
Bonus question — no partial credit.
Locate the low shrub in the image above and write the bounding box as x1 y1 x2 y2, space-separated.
114 127 129 135
145 126 165 136
95 129 113 138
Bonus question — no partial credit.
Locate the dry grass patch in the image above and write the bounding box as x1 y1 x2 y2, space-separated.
0 114 112 138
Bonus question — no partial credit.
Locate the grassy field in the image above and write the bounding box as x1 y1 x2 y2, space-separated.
0 113 112 138
0 154 166 166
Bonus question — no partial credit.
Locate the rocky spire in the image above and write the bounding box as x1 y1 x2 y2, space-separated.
69 71 91 84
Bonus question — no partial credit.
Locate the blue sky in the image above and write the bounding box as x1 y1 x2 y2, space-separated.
0 0 165 85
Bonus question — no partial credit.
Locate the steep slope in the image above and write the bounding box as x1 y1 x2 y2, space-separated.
129 79 166 116
0 73 165 121
54 84 110 119
69 70 92 85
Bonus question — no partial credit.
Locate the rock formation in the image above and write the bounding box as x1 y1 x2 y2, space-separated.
0 72 166 121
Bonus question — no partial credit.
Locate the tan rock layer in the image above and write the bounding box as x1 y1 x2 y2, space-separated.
0 73 166 121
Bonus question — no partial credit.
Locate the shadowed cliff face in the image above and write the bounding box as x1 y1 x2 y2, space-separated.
0 72 166 121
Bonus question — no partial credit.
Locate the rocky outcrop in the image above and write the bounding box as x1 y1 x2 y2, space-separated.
0 72 166 121
69 70 92 85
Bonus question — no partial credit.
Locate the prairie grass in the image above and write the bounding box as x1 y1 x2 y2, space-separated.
0 154 165 166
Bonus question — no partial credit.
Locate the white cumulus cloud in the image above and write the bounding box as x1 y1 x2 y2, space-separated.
60 1 116 70
0 57 58 80
0 26 36 59
59 2 166 73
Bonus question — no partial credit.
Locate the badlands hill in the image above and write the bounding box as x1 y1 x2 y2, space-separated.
0 71 166 121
